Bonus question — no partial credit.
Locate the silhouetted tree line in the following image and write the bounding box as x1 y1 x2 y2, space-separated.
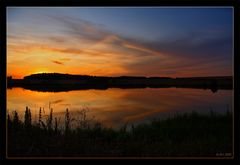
24 73 97 80
6 73 232 92
23 73 174 81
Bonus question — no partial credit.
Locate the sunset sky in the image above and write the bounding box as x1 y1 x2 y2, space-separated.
7 7 233 79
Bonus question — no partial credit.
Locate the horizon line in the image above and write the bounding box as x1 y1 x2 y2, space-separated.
7 72 233 79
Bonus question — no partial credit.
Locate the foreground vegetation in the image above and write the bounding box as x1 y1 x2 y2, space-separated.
7 107 233 157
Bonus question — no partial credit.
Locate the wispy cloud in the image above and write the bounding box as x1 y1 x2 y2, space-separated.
48 36 66 43
45 14 166 57
52 60 64 65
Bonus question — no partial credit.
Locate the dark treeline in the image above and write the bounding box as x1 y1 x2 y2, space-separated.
7 73 233 92
8 107 232 157
24 73 112 80
23 73 155 80
21 73 232 81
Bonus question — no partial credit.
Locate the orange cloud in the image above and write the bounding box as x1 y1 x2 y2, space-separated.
60 58 71 61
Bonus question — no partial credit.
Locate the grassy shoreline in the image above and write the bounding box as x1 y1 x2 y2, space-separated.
7 108 233 157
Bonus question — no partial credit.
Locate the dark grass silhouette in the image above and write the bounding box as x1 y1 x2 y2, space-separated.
7 107 232 157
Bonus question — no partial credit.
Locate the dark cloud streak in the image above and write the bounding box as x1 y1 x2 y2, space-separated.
52 60 64 65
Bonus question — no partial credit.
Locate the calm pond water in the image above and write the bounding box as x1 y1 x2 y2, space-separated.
7 87 233 128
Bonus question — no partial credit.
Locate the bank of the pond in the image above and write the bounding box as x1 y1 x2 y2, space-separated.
7 108 233 157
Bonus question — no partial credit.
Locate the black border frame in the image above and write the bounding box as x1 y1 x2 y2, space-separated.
0 0 239 164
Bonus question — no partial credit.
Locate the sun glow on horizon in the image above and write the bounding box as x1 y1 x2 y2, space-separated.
34 71 50 74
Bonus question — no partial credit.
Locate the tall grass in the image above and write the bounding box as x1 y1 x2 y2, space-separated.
7 107 233 157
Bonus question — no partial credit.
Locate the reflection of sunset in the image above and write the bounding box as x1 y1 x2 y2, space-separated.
7 88 232 128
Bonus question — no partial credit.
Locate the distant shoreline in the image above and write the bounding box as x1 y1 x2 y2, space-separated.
7 73 233 92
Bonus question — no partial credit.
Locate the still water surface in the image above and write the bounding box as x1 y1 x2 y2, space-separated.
7 87 232 128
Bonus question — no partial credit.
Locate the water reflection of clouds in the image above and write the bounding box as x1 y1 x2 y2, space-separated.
50 99 64 104
7 88 232 128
